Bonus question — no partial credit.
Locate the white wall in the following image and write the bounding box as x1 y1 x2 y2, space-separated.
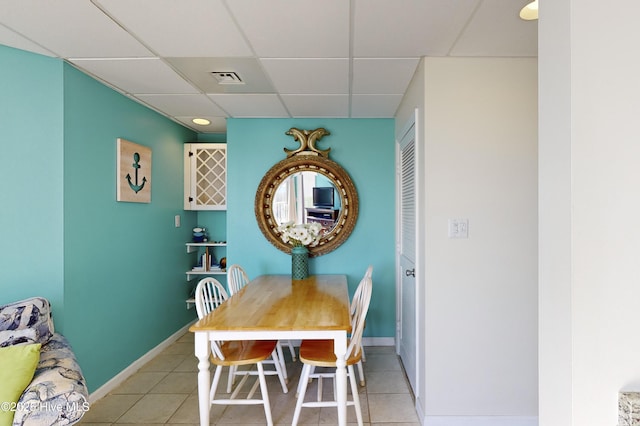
397 57 538 425
537 0 572 424
539 0 640 425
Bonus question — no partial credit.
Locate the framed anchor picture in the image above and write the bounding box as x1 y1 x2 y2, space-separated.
116 138 152 203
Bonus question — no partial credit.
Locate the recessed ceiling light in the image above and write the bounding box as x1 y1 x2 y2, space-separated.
192 118 211 126
520 0 538 20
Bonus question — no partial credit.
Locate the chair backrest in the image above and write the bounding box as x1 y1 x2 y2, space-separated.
347 274 373 360
194 277 229 360
227 264 250 296
194 277 229 319
350 265 373 319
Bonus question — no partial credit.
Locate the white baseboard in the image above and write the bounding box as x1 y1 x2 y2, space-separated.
362 336 395 346
424 416 538 426
88 321 194 403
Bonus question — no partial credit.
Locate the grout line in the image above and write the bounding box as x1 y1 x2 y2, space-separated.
81 336 417 425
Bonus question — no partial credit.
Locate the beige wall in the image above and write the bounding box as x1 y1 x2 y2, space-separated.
540 0 640 425
396 57 538 425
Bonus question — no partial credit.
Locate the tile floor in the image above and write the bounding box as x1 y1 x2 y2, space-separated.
78 332 420 425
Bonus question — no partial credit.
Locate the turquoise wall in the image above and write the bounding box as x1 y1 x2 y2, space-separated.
226 118 396 337
0 45 199 392
0 44 397 396
0 45 65 313
61 64 199 391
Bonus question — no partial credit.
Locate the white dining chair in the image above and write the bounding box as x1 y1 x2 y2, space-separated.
291 272 373 426
351 265 373 386
194 277 287 425
227 263 250 295
295 265 373 397
227 264 298 371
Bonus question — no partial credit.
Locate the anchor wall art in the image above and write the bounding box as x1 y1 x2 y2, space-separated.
116 138 152 203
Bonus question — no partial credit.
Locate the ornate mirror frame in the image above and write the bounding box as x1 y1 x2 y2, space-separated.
255 128 359 257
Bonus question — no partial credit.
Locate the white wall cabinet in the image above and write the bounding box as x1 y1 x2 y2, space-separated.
184 143 227 210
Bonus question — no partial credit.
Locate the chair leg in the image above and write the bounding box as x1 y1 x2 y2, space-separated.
271 349 289 393
276 341 288 380
348 364 364 426
356 360 365 386
227 365 236 393
287 339 297 361
296 365 315 397
256 362 274 426
210 365 224 403
292 363 312 426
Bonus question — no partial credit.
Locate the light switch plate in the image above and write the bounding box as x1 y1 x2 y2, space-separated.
175 214 181 228
448 218 468 238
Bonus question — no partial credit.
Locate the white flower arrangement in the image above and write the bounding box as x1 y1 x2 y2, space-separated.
277 221 323 247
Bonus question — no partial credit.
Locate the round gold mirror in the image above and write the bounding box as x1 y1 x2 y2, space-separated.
255 129 358 257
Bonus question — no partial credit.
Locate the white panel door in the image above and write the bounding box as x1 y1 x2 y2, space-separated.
397 119 417 394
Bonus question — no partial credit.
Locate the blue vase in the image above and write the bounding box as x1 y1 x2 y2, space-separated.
291 246 309 280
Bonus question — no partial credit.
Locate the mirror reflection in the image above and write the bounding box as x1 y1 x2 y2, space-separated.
273 172 341 233
255 127 358 256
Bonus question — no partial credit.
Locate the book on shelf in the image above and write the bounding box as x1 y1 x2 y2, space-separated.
190 266 222 272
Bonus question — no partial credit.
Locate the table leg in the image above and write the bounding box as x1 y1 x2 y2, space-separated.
194 332 210 426
333 331 348 426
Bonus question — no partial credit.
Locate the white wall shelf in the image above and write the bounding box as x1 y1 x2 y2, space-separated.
186 242 227 253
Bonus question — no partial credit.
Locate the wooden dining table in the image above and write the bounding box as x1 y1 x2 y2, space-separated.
189 274 351 426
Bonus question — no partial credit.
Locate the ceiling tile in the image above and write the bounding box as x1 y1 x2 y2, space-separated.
95 0 253 57
175 116 227 133
280 95 349 117
0 0 152 58
69 58 199 94
351 94 403 117
261 59 349 94
0 25 56 57
135 94 226 116
166 57 274 93
450 0 538 57
352 0 480 57
226 0 349 57
207 94 288 117
352 58 420 94
0 0 538 125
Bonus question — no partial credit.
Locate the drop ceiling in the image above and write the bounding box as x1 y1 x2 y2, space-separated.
0 0 537 133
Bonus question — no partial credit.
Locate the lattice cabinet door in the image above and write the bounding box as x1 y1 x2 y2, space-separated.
184 143 227 210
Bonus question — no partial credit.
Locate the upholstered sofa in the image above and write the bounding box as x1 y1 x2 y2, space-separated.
0 297 89 426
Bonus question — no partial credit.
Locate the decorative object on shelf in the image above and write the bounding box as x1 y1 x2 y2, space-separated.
116 138 152 203
255 128 359 257
278 222 322 280
192 227 208 242
185 242 227 283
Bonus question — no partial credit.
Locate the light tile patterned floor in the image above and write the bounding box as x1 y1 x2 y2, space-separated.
78 332 420 425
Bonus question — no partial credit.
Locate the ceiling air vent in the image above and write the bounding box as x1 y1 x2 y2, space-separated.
210 71 244 85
